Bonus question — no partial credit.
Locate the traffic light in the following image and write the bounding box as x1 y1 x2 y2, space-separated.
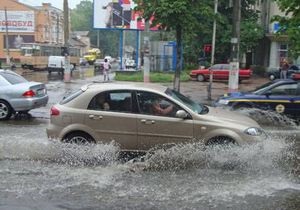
204 44 212 53
61 47 69 56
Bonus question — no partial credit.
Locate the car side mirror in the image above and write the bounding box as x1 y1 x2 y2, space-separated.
175 110 189 119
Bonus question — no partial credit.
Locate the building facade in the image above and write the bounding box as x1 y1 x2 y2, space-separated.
255 0 295 70
0 0 64 62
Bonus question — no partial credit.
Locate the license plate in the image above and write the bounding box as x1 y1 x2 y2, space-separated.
37 89 45 95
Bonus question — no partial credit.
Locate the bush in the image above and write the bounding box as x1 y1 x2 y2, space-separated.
115 71 190 83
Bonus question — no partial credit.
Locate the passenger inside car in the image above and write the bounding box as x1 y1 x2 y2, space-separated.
95 95 110 111
151 97 174 116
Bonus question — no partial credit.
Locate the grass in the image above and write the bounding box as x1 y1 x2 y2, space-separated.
115 71 190 83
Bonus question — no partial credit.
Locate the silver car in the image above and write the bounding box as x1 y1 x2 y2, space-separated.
0 69 49 120
47 83 265 152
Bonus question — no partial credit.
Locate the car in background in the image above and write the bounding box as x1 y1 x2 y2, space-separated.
189 64 252 82
79 58 89 66
266 65 300 80
215 79 300 118
0 69 48 120
47 82 264 153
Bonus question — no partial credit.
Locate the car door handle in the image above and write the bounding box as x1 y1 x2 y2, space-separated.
141 119 155 124
89 115 103 120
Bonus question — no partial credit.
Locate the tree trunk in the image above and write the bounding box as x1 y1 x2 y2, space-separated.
173 25 182 92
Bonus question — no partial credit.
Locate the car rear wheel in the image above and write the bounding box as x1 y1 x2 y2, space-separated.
63 132 95 145
197 74 205 82
0 100 13 120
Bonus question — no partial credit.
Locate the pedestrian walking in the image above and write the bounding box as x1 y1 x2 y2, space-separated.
280 59 289 79
103 58 111 82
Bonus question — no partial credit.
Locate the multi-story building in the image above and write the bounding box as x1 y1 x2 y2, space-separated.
0 0 64 62
255 0 296 69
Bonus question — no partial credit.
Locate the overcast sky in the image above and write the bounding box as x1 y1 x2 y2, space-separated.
19 0 87 10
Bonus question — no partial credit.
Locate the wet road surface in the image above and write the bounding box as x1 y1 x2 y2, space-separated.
0 69 299 210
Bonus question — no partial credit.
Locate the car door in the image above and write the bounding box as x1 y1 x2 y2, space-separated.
135 91 194 151
262 83 300 116
85 90 137 150
210 64 222 79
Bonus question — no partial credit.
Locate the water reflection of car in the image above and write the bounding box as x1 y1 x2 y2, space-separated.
47 83 264 154
267 65 300 80
0 69 48 120
215 79 300 118
189 64 252 82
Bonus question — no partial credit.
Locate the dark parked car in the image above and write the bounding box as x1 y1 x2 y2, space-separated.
0 69 48 120
215 79 300 118
267 65 300 80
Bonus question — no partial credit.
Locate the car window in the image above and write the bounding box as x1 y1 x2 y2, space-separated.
166 88 205 114
136 91 179 117
88 91 133 113
269 84 298 96
210 64 221 70
222 64 230 70
0 72 27 84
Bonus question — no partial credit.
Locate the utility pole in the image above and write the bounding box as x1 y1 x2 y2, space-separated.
56 13 59 44
143 20 150 82
228 0 241 92
63 0 71 82
208 0 218 101
4 7 10 65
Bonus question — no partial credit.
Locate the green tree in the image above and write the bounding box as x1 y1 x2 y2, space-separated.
273 0 300 59
133 0 213 91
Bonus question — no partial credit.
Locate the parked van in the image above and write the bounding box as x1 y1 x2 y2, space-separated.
47 56 75 74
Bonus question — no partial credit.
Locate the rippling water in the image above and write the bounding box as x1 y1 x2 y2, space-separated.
0 114 300 209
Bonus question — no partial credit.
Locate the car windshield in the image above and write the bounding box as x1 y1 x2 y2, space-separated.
252 81 275 94
165 88 206 114
0 72 28 84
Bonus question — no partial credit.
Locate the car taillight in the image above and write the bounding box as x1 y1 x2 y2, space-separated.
50 106 60 116
22 90 36 97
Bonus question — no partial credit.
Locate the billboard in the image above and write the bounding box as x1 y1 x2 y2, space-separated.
0 11 35 32
93 0 158 30
3 35 35 49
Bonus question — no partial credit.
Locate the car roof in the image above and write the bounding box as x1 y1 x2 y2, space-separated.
83 82 169 94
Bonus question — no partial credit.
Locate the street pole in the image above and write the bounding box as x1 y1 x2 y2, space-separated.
228 0 241 93
208 0 218 101
143 20 150 82
4 7 10 66
63 0 71 82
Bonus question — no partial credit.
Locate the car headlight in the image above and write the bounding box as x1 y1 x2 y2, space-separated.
217 99 229 105
244 127 263 136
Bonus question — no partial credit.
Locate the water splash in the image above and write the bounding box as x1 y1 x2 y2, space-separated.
0 138 120 167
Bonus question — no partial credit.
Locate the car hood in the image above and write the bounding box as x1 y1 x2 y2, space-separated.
203 106 259 127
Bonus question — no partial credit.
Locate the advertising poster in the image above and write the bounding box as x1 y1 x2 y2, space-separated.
0 11 35 32
3 35 34 49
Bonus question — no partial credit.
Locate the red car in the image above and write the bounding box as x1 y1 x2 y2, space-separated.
190 64 252 82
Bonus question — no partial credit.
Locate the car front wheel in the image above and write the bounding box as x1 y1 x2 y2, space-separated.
0 100 13 120
269 74 276 80
206 136 236 147
197 74 205 82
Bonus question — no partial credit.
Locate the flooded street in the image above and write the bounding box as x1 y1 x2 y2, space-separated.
0 70 299 209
